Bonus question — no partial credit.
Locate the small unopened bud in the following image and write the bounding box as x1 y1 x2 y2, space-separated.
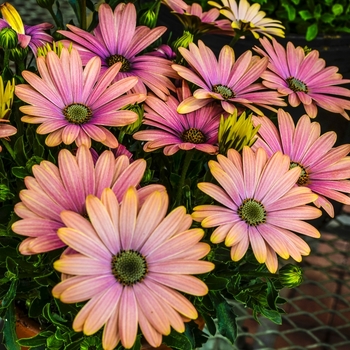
279 264 303 288
36 0 55 9
120 104 144 135
0 184 14 201
139 9 157 28
218 111 260 156
0 27 18 49
172 30 194 51
9 46 29 62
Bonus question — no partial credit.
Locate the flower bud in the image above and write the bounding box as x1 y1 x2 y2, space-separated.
9 46 29 63
172 30 194 51
218 111 260 156
279 264 303 288
120 104 144 135
139 9 157 28
0 27 18 49
36 0 55 9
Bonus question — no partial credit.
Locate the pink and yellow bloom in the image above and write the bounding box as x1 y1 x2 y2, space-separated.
52 187 214 349
172 41 286 115
253 109 350 217
208 0 285 39
0 2 53 54
133 81 223 155
59 3 177 100
15 47 145 148
192 146 322 273
255 37 350 119
12 145 163 254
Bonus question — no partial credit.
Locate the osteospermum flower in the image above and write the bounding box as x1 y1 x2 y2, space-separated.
58 3 177 100
12 145 164 254
255 37 350 119
15 47 145 148
208 0 285 39
52 187 214 349
172 41 286 115
0 2 53 54
252 109 350 217
192 146 322 273
133 81 223 155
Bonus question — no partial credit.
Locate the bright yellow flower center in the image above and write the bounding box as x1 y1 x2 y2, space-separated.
238 198 266 226
63 103 92 125
286 77 308 93
212 84 234 99
181 128 206 144
112 250 148 286
106 54 130 72
290 162 309 186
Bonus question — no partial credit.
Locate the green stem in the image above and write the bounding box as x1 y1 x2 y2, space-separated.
229 33 242 48
175 150 195 206
1 139 19 164
47 6 62 28
2 50 10 72
80 0 87 31
240 271 278 278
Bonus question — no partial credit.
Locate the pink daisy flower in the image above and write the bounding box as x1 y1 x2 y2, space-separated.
58 3 177 100
252 109 350 217
15 47 144 148
52 187 214 349
172 40 286 115
12 145 164 254
254 37 350 119
133 81 223 155
192 146 322 273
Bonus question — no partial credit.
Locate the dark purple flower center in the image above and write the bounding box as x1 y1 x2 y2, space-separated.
238 198 266 226
181 128 206 144
290 162 309 185
63 103 92 125
286 77 308 93
112 249 148 286
106 54 130 72
212 84 234 99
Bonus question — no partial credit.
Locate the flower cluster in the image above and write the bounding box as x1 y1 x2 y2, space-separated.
1 0 350 349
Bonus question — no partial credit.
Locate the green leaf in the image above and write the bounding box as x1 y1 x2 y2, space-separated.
201 312 216 336
6 256 19 275
210 292 237 344
259 306 283 325
282 4 296 21
1 279 18 308
2 303 21 350
13 135 28 164
163 329 194 350
321 13 335 24
306 23 318 41
298 10 313 21
11 166 29 179
204 275 229 291
313 4 322 19
266 280 280 311
17 334 47 347
291 0 300 5
332 4 344 16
